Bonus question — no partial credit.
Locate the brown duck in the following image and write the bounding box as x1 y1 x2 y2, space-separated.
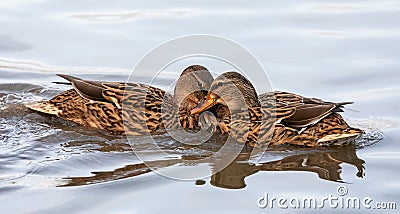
25 65 214 135
191 71 364 147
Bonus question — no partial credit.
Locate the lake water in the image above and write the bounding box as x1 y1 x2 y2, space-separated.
0 1 399 213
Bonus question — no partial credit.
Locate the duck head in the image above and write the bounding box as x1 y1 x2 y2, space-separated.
191 71 260 115
173 65 214 112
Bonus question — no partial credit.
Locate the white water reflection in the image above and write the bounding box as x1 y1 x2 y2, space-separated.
69 10 193 22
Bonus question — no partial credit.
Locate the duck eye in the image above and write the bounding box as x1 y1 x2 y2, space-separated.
197 82 203 88
217 81 224 87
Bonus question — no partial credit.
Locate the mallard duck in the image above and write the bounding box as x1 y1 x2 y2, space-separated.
25 65 214 135
191 71 364 147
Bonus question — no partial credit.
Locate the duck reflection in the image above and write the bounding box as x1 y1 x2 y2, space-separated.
211 145 364 189
60 145 365 189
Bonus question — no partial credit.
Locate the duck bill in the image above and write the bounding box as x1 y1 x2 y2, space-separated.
191 94 218 115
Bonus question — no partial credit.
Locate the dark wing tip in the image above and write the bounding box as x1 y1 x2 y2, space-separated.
329 101 353 113
56 74 82 83
52 81 72 85
337 102 354 106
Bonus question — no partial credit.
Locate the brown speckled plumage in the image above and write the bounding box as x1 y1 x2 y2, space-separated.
191 71 364 148
25 65 214 135
26 68 364 148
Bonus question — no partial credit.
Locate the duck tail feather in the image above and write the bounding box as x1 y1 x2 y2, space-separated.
25 101 60 116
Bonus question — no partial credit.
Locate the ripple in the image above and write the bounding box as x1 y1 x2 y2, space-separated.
0 58 128 75
69 9 193 23
298 2 400 13
355 130 384 149
0 0 44 8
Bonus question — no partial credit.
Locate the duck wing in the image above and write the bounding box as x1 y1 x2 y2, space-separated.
259 91 352 129
270 113 363 147
56 74 107 102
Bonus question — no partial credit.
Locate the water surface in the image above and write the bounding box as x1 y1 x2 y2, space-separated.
0 1 399 213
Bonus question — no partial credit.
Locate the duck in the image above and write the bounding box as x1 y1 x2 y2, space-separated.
190 71 364 148
25 65 214 135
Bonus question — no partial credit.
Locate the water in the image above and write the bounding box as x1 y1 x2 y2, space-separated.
1 1 399 213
